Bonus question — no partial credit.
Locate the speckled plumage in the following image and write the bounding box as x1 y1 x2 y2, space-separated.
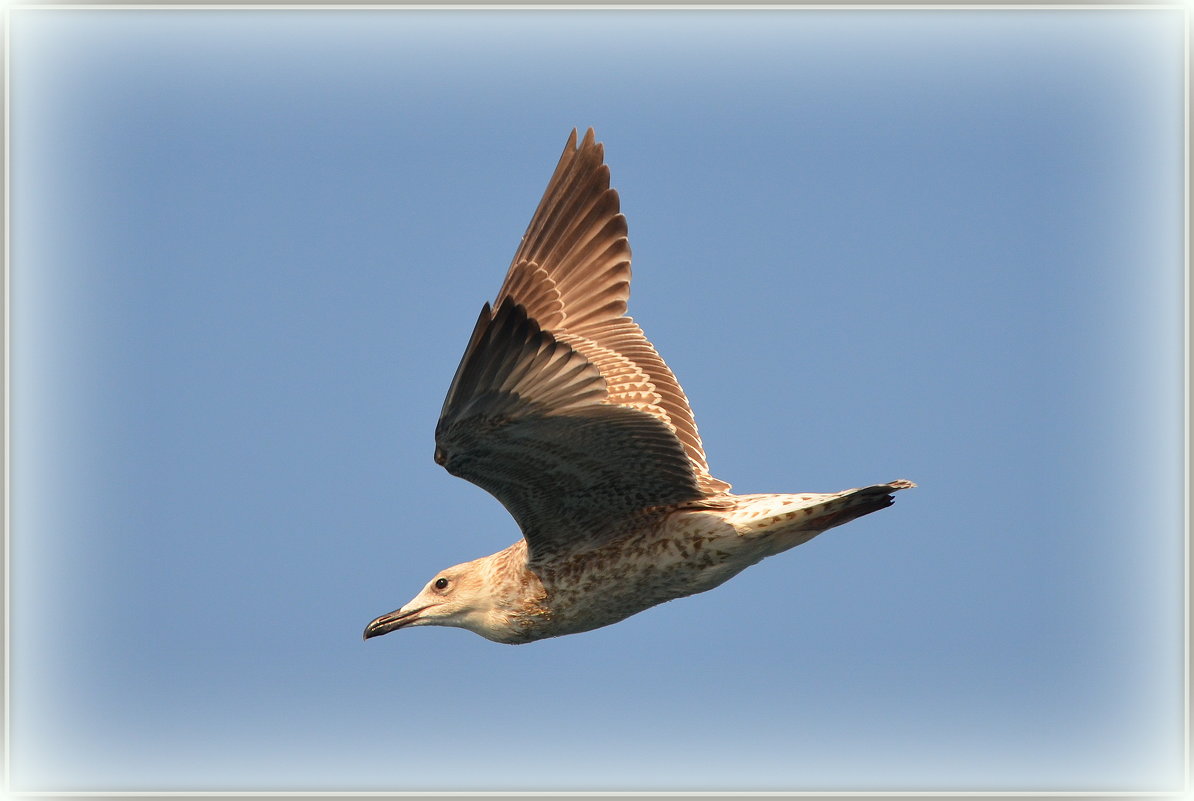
363 129 914 645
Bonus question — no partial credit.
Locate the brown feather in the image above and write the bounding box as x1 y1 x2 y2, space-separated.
494 128 730 494
435 299 705 560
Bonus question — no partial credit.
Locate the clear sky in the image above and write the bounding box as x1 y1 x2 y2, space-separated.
9 7 1186 793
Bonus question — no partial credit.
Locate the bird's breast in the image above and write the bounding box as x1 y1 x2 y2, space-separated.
527 508 766 638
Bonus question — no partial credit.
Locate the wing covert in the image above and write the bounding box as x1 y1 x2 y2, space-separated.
435 298 705 561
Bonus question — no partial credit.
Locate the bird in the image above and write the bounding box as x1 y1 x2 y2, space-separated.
363 128 914 645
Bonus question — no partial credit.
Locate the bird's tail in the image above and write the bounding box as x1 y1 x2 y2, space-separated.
727 479 915 554
797 479 916 532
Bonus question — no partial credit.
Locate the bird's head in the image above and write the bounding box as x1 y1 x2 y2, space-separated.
363 556 520 643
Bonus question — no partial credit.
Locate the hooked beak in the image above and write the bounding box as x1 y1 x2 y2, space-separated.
363 605 431 640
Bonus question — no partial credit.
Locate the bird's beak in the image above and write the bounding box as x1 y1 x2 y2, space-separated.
363 605 430 640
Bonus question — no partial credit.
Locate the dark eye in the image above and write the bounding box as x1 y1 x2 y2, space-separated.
434 577 450 591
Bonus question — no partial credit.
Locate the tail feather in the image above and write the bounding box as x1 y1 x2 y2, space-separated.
730 479 915 536
803 479 916 532
726 479 914 557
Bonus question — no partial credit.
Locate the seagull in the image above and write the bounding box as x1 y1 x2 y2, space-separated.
364 129 914 645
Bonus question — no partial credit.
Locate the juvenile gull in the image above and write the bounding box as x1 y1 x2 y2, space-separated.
364 129 914 645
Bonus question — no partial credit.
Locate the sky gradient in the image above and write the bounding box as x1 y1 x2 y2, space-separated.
8 7 1186 793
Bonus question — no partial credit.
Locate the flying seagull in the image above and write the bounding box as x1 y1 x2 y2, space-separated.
364 129 914 645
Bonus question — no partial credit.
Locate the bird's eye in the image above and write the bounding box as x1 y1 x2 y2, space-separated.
434 577 450 591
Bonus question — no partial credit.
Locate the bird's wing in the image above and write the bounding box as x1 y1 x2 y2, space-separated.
493 128 730 495
435 298 707 561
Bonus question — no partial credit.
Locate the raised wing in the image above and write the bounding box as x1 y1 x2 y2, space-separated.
435 128 732 561
495 128 730 495
435 298 705 561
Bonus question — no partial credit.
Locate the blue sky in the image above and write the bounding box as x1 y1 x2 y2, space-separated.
9 7 1185 793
